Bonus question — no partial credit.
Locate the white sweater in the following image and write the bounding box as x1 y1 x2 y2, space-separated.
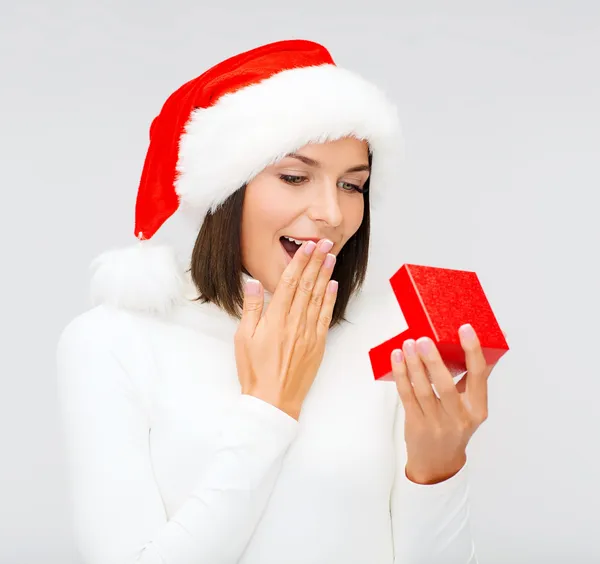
56 285 477 564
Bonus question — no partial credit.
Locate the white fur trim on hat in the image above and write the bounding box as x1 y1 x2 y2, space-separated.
175 63 402 220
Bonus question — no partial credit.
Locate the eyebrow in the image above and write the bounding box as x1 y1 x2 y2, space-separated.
285 153 371 173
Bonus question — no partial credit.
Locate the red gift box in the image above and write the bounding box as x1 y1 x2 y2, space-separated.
369 264 509 381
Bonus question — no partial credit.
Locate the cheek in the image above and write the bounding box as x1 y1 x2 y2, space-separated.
341 196 365 240
240 178 300 266
242 180 292 236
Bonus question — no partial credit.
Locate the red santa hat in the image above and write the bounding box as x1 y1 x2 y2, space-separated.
90 39 402 314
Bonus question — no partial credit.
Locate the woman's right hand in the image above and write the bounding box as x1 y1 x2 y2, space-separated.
234 239 338 420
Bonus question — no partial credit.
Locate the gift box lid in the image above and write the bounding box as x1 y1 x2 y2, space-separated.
391 264 508 351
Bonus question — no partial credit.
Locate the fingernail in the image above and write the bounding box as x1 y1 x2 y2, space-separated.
392 349 403 363
319 239 334 253
327 280 338 294
416 337 433 356
324 253 336 269
245 279 261 295
459 324 476 342
403 339 416 357
304 241 317 255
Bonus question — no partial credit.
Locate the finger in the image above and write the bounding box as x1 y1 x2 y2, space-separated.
459 324 490 422
403 339 439 415
288 239 334 324
456 374 467 394
415 337 464 419
305 252 336 329
391 349 423 416
268 240 317 317
238 279 264 337
315 280 338 339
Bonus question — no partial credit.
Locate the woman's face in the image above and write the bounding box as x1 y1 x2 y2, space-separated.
241 136 370 293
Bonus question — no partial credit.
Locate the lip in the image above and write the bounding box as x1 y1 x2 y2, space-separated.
281 235 322 244
279 236 337 265
280 239 294 265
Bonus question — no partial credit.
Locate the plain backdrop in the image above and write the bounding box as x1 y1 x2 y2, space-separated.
2 1 599 563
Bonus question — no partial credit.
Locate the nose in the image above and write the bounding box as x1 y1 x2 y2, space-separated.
307 179 343 228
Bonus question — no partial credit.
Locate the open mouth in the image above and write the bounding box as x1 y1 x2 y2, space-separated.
280 235 303 258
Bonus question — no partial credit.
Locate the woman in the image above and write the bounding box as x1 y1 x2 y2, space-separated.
57 39 493 563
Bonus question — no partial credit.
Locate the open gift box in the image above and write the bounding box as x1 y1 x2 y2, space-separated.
368 264 509 381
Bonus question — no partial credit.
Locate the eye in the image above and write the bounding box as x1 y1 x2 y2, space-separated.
280 174 307 185
338 180 367 194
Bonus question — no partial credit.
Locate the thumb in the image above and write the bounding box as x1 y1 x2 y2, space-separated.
240 278 264 334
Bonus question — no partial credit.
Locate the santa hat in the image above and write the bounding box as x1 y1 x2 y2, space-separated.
90 39 402 314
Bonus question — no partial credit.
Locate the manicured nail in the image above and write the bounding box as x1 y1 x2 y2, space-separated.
327 280 338 294
392 349 403 363
319 239 334 253
459 324 476 342
416 337 433 356
403 339 416 357
304 241 317 255
324 253 336 269
245 279 261 295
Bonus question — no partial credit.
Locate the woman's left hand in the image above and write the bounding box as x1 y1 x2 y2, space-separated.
392 324 498 485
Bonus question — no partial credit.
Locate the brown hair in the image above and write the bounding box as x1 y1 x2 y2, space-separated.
189 166 371 327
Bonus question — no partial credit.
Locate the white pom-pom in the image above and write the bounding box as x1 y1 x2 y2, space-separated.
90 241 186 315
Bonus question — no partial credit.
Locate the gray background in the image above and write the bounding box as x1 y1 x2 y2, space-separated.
2 1 599 563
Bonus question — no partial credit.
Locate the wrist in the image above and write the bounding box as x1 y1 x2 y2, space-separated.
244 387 301 421
405 453 467 485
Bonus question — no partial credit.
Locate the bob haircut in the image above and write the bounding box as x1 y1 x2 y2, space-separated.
189 157 372 327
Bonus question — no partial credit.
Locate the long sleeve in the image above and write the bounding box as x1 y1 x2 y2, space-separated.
56 308 297 564
390 402 478 564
